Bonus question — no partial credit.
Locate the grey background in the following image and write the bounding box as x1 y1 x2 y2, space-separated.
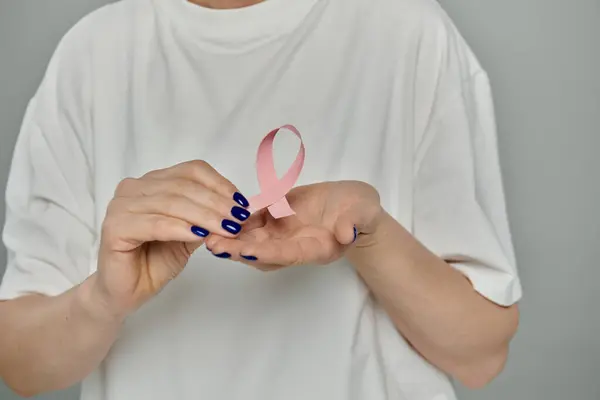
1 0 599 399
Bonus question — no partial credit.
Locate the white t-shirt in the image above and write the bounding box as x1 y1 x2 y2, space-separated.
0 0 522 399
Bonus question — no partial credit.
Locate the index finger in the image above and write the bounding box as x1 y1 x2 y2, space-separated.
144 160 250 207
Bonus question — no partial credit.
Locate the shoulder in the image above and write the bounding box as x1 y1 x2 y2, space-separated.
358 1 491 145
29 0 155 136
54 0 154 57
34 0 154 107
369 0 462 38
363 0 484 78
39 0 153 74
357 0 455 37
373 0 450 22
378 0 486 93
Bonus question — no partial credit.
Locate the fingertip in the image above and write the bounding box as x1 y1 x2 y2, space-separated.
213 252 232 259
205 235 230 253
233 192 250 208
191 225 210 238
221 219 243 236
240 246 258 261
204 236 216 249
231 206 250 222
334 219 355 245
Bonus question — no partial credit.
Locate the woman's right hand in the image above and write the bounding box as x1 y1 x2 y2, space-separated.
94 160 251 317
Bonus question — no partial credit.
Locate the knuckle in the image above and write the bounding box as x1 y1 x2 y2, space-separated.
150 216 171 236
141 169 160 179
115 178 137 195
203 191 222 211
190 159 209 168
220 178 239 196
222 182 238 196
190 159 217 178
187 160 210 175
162 196 178 214
172 179 195 196
161 196 185 217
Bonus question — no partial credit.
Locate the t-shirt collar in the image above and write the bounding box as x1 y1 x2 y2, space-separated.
154 0 321 53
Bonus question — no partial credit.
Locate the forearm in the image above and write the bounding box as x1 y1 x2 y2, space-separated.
0 273 124 397
347 212 519 387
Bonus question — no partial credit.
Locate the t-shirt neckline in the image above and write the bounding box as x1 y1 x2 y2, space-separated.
155 0 321 53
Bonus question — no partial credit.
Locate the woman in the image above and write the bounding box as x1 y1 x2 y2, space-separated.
0 0 521 399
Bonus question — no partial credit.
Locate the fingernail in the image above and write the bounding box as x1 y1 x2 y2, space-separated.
353 226 358 242
222 219 242 235
214 252 231 259
191 226 209 237
233 192 250 208
231 206 250 222
241 255 257 261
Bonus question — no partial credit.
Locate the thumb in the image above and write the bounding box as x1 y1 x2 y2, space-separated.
332 207 366 246
333 215 356 246
333 202 383 246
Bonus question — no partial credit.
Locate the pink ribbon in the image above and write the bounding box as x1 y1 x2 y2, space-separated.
248 125 305 219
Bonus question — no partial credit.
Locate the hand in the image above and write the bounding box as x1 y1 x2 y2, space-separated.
94 160 251 316
205 180 384 270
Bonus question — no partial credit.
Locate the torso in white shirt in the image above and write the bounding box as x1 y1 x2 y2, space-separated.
0 0 523 399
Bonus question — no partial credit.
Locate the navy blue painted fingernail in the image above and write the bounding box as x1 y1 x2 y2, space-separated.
241 255 258 261
233 192 250 208
353 226 358 242
222 219 242 235
191 226 209 237
214 252 231 259
231 206 250 222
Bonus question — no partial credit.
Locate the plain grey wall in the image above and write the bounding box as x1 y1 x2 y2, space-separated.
1 0 599 399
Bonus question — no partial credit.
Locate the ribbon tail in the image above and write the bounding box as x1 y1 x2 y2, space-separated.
267 197 296 219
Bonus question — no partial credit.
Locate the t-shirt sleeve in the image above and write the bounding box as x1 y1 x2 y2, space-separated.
0 23 96 300
412 70 522 307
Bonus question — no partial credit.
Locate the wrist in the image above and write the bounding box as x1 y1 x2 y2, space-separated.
354 210 394 249
76 274 128 325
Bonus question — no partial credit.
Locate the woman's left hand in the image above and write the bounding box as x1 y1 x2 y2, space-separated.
205 180 384 270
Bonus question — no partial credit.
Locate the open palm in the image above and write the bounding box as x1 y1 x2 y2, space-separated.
205 181 382 270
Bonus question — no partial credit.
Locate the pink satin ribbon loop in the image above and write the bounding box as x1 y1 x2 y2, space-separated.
248 125 305 218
